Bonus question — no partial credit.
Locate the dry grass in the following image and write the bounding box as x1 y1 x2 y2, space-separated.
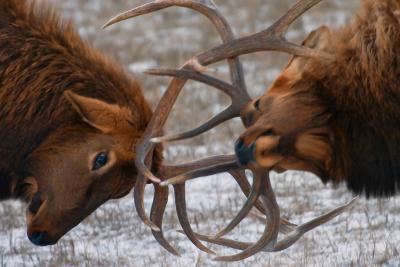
3 0 400 266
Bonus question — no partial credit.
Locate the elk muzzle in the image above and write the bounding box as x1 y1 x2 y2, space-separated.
27 231 53 246
234 139 255 166
235 125 282 168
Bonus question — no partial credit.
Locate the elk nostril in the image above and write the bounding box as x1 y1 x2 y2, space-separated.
235 139 255 166
28 194 43 215
28 231 46 246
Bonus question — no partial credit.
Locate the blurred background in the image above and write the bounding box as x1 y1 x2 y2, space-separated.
2 0 400 266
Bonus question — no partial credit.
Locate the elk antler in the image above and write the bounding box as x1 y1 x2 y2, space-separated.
105 0 247 254
104 0 355 261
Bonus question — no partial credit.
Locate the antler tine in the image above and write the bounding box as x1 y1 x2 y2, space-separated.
134 173 161 231
145 68 249 143
152 105 239 144
150 184 181 256
103 1 172 29
144 68 238 98
230 170 297 234
191 0 333 68
187 197 358 254
229 170 268 216
213 172 262 239
103 0 246 89
268 196 358 252
174 184 215 254
268 0 323 36
213 170 280 261
160 155 240 186
229 170 297 231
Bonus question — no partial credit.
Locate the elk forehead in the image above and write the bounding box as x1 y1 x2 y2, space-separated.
254 94 322 133
239 70 297 128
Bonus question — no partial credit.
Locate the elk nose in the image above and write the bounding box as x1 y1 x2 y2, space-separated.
28 231 50 246
235 138 255 166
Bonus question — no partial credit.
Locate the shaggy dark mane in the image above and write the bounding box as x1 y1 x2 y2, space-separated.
305 0 400 197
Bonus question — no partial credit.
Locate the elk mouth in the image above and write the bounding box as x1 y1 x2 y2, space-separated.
271 154 328 179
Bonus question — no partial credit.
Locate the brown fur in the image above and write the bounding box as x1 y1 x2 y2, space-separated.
0 0 161 244
239 0 400 197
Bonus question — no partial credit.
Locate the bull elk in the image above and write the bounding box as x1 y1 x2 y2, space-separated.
104 0 399 261
0 0 166 247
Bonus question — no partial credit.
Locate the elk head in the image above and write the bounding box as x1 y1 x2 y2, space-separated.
20 91 160 246
104 0 358 261
237 26 336 181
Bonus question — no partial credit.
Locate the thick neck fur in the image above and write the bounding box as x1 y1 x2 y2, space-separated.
303 0 400 197
0 1 155 199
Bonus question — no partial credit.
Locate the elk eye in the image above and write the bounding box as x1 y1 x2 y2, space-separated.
254 99 261 111
92 152 108 171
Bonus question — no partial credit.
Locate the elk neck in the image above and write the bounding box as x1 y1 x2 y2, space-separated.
301 0 400 196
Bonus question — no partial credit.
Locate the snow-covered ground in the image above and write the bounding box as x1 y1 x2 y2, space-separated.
2 171 400 266
2 0 400 266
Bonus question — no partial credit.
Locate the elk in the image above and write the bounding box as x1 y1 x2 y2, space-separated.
0 0 166 247
103 0 374 261
234 0 400 198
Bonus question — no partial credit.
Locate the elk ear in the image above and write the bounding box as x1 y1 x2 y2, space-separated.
286 26 332 72
302 26 332 50
64 90 133 133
